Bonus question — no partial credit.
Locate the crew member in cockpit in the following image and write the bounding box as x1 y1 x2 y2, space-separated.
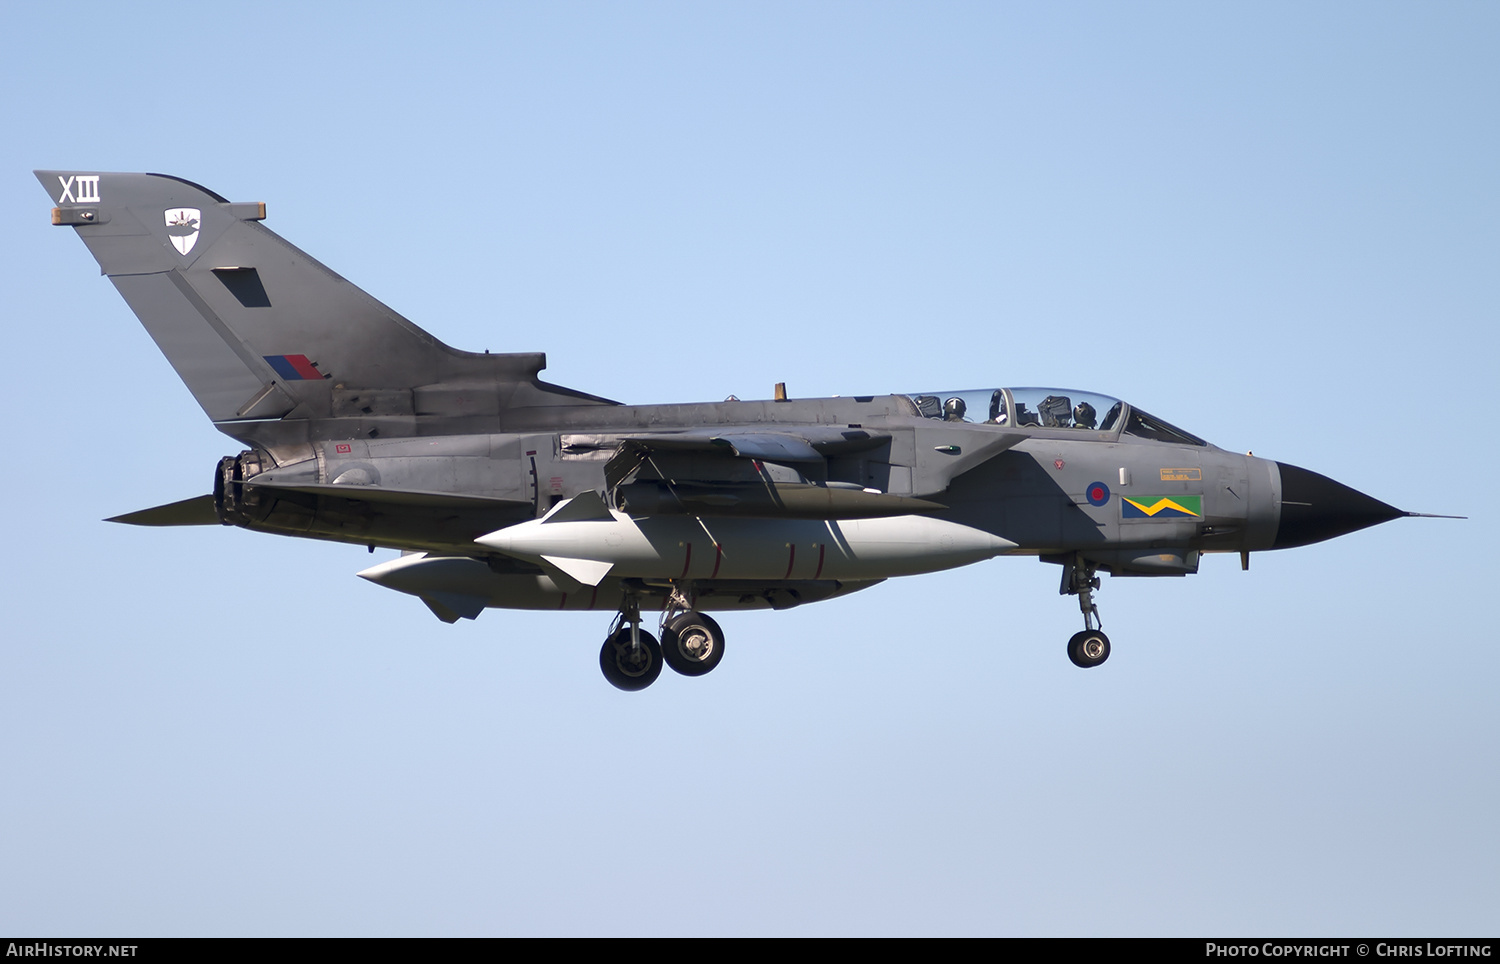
944 397 967 422
987 390 1007 424
1073 401 1097 430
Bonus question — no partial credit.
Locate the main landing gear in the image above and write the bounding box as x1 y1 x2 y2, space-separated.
598 589 726 691
1062 554 1111 669
661 610 725 677
599 603 662 692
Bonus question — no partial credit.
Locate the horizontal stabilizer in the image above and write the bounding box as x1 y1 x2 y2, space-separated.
107 495 218 526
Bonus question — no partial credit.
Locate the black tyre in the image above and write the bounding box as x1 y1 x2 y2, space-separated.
661 612 726 677
600 628 664 691
1067 629 1111 669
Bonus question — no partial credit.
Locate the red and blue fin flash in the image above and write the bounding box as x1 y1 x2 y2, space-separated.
264 354 323 380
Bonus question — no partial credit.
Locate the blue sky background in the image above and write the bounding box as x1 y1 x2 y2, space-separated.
1 2 1495 936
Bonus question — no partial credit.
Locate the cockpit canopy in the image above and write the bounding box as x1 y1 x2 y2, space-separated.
902 387 1208 446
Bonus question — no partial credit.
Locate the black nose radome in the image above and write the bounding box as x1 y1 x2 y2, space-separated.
1273 462 1404 550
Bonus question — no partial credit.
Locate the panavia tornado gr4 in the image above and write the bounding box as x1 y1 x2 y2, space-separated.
37 170 1454 690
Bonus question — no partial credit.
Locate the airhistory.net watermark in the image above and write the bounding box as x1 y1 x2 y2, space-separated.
5 946 138 957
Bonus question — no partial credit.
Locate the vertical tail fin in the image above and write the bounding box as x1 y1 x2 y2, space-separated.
37 170 611 436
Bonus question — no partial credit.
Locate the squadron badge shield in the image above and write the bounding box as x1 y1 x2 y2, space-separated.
164 208 201 255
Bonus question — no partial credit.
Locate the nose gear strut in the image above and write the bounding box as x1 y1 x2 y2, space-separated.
1061 554 1111 668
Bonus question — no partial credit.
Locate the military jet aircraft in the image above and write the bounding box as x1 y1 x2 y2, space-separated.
37 169 1451 690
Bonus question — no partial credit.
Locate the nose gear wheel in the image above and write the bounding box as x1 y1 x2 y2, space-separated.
1067 629 1111 668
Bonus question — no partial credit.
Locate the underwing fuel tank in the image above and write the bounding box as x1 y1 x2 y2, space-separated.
474 493 1017 587
356 553 885 616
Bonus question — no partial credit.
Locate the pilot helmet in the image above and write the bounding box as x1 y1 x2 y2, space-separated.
944 397 967 421
1073 401 1097 429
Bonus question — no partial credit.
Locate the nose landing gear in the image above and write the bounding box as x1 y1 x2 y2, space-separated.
1062 554 1111 669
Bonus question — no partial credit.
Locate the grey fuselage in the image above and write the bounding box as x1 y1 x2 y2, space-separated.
218 390 1278 579
37 169 1405 621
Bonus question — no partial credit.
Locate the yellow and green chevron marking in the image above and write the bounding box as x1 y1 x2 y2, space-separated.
1121 495 1203 520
